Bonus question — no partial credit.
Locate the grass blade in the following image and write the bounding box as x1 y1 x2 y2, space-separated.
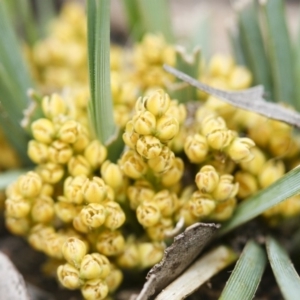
228 25 246 66
219 241 266 300
267 237 300 300
218 167 300 236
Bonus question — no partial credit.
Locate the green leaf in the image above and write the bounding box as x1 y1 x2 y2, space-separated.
87 0 116 145
219 241 266 300
0 169 28 190
260 0 296 106
235 0 273 98
228 26 246 66
218 167 300 236
267 237 300 300
137 0 174 43
35 0 56 37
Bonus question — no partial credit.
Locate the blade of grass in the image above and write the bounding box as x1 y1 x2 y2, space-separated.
35 0 56 37
260 0 297 106
228 25 246 66
218 167 300 236
294 9 300 109
219 241 266 300
267 237 300 300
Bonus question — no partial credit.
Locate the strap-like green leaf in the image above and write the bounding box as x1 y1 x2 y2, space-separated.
219 240 266 300
267 237 300 300
219 167 300 236
228 26 246 66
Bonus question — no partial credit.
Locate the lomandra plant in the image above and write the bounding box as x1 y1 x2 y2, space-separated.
2 0 300 299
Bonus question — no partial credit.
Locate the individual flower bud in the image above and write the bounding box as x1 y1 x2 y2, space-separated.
54 202 77 223
18 171 42 198
152 190 178 217
155 115 179 142
96 230 125 256
68 155 92 177
79 253 110 280
165 101 186 125
82 177 108 203
195 165 220 194
136 201 160 227
73 215 90 233
226 137 255 162
127 180 155 210
105 264 123 292
258 160 285 189
73 132 90 153
177 205 199 227
37 163 64 184
101 161 123 190
27 140 49 164
184 134 208 163
209 198 237 221
136 136 162 159
104 201 126 230
123 120 140 149
160 157 184 187
134 111 156 135
31 118 55 144
31 196 54 223
138 242 164 269
42 94 66 119
62 237 87 268
228 66 252 90
147 145 174 174
48 140 73 164
5 196 30 218
44 233 67 259
28 224 54 250
81 279 108 300
146 218 173 241
207 129 235 150
200 115 227 136
144 89 170 117
64 175 87 204
212 174 239 202
58 120 81 144
235 171 258 199
84 140 107 169
209 54 234 77
268 132 293 157
5 217 30 236
116 241 139 269
79 203 106 228
188 192 216 218
57 263 82 290
240 147 266 176
40 183 54 196
120 150 147 179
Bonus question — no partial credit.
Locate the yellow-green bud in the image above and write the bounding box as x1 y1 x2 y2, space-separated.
5 196 30 218
73 132 90 153
195 165 220 194
79 253 110 280
146 218 173 241
27 140 49 164
120 150 147 179
136 201 161 227
136 136 162 159
40 183 54 196
18 171 42 198
104 201 126 230
101 161 123 190
212 174 239 202
73 214 90 233
184 134 208 163
57 263 82 290
138 242 164 269
160 157 184 187
144 89 170 117
155 115 179 142
62 237 87 268
116 242 139 269
209 54 234 77
209 197 237 221
81 279 108 300
84 140 107 169
42 94 66 119
105 265 123 292
207 129 235 150
152 190 178 217
82 177 108 203
68 155 92 177
226 137 255 162
235 171 258 199
31 118 55 144
5 217 30 236
147 145 174 174
188 192 216 217
258 160 285 188
165 100 186 124
58 120 81 144
37 163 64 184
123 120 140 149
134 111 156 135
200 115 227 136
31 196 54 223
228 66 252 90
48 140 73 164
44 233 66 259
54 202 77 223
64 175 87 204
79 203 106 228
240 147 266 176
96 230 125 256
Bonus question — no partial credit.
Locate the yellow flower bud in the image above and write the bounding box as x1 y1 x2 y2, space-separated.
226 137 255 162
5 217 30 236
58 120 81 144
122 120 140 149
62 237 87 268
101 161 123 190
152 190 178 217
136 136 162 159
147 145 174 174
134 111 156 135
18 171 42 198
258 160 285 188
28 224 54 250
188 192 216 217
120 150 147 179
146 218 173 241
54 202 77 223
228 66 252 90
57 263 82 290
31 196 54 223
116 241 139 269
79 203 106 228
81 279 108 300
184 134 208 163
212 174 239 202
64 175 87 204
138 242 164 269
155 115 179 142
73 132 90 153
40 183 54 196
240 147 266 176
135 96 146 113
165 100 186 125
42 94 66 119
136 201 160 227
37 163 64 184
84 140 107 169
207 129 235 150
143 89 170 117
5 196 30 218
195 165 220 194
31 118 55 144
79 253 110 280
160 157 184 187
27 140 49 164
235 171 258 199
105 265 123 292
49 140 73 164
96 230 125 256
73 214 90 233
200 115 227 137
68 155 92 177
209 198 237 221
44 233 66 259
82 177 108 203
209 54 234 77
104 201 126 230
